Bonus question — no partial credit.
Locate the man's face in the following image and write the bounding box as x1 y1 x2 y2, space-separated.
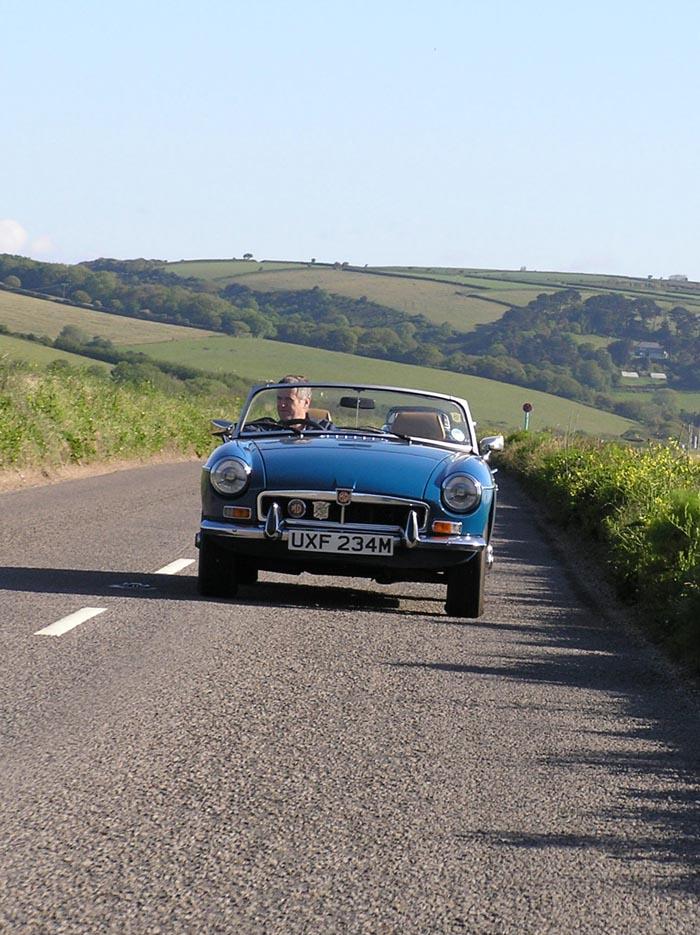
276 388 310 421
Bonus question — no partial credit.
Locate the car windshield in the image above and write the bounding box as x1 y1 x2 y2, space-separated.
238 384 473 448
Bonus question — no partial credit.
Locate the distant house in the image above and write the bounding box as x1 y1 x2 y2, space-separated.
620 370 639 378
668 274 688 282
633 341 667 360
650 372 668 380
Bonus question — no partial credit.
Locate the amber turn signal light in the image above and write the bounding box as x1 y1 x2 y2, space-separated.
432 520 462 535
223 506 252 520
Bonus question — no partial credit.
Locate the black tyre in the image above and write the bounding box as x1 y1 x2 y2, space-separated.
197 536 238 598
237 558 259 586
444 550 486 618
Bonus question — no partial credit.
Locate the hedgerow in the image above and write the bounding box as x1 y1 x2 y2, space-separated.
499 432 700 672
0 357 233 469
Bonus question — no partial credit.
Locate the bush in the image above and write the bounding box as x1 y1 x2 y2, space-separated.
498 432 700 672
0 358 239 469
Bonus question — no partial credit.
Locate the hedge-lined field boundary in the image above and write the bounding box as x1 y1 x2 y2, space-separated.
0 358 231 470
498 433 700 673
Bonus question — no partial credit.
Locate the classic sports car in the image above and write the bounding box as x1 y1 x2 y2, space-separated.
196 382 503 617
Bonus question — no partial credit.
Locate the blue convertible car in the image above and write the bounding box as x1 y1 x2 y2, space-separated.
196 382 503 617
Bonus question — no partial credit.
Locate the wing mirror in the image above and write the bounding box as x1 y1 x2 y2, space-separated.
211 418 236 440
479 434 504 460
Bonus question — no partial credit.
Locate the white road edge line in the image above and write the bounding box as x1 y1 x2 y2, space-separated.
35 607 107 637
154 558 195 575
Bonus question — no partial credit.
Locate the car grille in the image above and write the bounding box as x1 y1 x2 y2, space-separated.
258 493 428 530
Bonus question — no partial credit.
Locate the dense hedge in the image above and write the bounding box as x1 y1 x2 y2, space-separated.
498 433 700 672
0 358 232 469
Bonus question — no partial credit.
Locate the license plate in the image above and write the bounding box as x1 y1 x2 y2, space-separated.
288 530 394 556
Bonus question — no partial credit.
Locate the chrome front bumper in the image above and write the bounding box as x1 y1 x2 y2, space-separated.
198 518 487 553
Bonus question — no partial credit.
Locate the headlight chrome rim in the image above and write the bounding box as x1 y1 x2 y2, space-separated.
441 473 482 513
210 457 251 496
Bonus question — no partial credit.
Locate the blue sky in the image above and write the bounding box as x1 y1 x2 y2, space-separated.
2 0 698 279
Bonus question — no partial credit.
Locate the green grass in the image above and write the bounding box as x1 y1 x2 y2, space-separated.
162 261 700 336
164 259 309 280
376 266 700 310
612 387 700 410
222 267 511 331
0 334 113 370
499 433 700 672
568 333 615 348
0 290 216 344
0 360 222 469
123 333 637 435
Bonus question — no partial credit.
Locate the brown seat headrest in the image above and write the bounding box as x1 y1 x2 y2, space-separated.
307 407 332 422
390 411 446 440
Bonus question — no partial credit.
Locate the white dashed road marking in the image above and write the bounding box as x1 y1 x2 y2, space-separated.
154 558 195 575
35 607 107 637
34 559 194 636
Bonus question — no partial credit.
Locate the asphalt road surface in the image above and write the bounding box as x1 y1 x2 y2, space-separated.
1 462 698 934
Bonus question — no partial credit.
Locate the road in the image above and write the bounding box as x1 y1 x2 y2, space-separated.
1 462 698 934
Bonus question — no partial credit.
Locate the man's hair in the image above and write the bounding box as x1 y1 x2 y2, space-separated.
278 374 312 400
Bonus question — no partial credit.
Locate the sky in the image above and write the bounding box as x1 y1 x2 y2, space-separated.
2 0 699 279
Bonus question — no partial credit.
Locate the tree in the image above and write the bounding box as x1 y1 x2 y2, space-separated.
72 289 92 304
243 253 253 260
3 275 21 288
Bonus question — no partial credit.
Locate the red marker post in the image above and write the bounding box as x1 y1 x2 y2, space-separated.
522 402 533 430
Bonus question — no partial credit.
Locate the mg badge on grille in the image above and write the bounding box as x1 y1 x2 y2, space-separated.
288 498 306 518
313 501 330 519
336 488 353 505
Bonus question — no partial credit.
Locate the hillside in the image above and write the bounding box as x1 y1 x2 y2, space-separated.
163 260 559 331
0 333 113 370
124 333 636 435
162 259 700 326
2 255 695 435
0 288 216 344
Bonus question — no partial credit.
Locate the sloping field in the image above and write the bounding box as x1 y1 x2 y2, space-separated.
0 333 112 370
229 268 510 331
165 259 308 280
379 267 700 310
163 261 700 335
124 334 636 434
0 290 216 344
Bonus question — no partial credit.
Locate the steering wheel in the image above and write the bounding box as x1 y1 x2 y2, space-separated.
279 417 325 431
244 417 283 430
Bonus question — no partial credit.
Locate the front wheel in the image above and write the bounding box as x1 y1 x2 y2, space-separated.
444 550 486 618
198 536 238 598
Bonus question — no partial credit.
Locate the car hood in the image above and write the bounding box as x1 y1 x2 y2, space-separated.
252 435 454 498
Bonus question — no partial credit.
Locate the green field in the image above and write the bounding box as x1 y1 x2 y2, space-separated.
123 333 637 434
0 333 112 370
223 267 512 331
165 259 309 280
162 260 700 336
612 386 700 410
0 290 216 344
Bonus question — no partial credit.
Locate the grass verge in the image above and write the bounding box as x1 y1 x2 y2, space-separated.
497 433 700 673
0 359 232 471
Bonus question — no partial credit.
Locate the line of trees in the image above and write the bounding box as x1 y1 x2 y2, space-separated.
1 255 698 433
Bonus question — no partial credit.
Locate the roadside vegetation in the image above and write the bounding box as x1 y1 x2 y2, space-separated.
1 256 697 440
499 433 700 672
0 357 236 471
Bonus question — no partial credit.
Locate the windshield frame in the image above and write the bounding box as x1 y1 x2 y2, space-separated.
234 382 477 451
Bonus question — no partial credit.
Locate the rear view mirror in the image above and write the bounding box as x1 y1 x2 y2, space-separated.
339 396 375 410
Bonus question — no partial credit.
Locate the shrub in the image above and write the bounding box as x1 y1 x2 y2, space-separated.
498 432 700 672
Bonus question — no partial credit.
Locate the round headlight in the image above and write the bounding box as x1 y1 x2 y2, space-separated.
210 457 251 496
442 474 482 513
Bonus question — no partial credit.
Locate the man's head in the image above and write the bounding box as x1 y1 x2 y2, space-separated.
276 374 312 421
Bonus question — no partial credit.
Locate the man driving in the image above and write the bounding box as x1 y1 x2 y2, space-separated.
276 374 312 421
276 374 333 428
